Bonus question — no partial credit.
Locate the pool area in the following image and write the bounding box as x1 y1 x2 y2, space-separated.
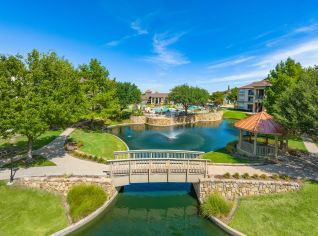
69 183 229 236
109 119 238 152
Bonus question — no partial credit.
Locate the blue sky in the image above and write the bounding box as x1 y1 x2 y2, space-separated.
1 0 318 92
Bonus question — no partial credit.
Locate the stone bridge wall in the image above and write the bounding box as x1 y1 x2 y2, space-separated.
141 111 223 126
16 175 117 197
193 178 301 202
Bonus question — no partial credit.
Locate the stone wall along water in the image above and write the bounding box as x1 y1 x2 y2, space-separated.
193 178 301 202
16 175 116 197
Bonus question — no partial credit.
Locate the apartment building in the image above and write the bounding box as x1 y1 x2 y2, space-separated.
237 79 271 112
141 89 169 105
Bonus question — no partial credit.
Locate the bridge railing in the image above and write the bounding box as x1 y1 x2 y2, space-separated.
113 150 205 159
107 158 208 179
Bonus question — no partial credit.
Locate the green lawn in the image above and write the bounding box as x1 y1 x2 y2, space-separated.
255 135 307 152
2 155 55 169
70 129 128 159
0 181 68 236
229 181 318 236
223 109 248 120
202 148 249 163
0 130 62 151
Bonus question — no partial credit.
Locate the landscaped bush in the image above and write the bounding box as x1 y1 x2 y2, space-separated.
271 174 279 180
67 184 108 222
233 172 240 179
131 109 144 116
260 174 268 179
242 173 249 179
279 174 290 181
252 174 259 179
223 172 231 179
201 192 232 218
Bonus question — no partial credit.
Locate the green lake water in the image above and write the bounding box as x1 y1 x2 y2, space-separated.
70 183 229 236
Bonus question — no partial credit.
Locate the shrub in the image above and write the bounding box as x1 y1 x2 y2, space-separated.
252 174 259 179
242 173 249 179
280 174 290 181
132 109 144 116
233 172 240 179
226 141 238 154
260 174 268 179
201 192 231 217
67 184 108 222
77 140 84 148
223 172 231 179
271 174 279 180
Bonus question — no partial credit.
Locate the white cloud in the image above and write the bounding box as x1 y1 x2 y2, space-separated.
146 33 190 68
294 23 318 33
207 56 254 69
130 20 148 35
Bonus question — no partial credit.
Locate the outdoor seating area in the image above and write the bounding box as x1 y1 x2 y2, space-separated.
234 111 285 158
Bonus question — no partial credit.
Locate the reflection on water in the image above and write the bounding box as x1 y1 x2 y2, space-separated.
109 120 238 152
70 183 229 236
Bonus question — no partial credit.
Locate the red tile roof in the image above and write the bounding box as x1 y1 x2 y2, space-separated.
234 111 282 134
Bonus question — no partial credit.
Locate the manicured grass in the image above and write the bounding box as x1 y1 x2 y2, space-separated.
201 192 232 218
70 129 128 160
0 181 68 236
67 184 107 222
255 135 307 152
229 181 318 236
223 109 248 120
0 130 62 151
2 155 55 168
202 148 249 163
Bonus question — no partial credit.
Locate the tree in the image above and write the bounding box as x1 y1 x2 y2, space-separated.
79 59 120 124
168 84 209 115
116 82 141 110
227 87 239 105
264 58 303 114
0 50 84 160
272 67 318 136
210 91 224 106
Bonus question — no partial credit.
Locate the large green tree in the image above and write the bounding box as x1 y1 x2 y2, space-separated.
168 84 209 115
79 59 119 124
116 81 141 110
272 67 318 136
210 91 224 106
0 50 84 160
227 87 239 105
264 58 303 114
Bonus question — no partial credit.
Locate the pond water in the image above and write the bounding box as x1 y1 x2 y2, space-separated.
70 183 229 236
109 119 238 152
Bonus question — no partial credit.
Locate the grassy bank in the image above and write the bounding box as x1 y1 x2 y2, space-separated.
2 155 55 168
0 181 68 236
229 181 318 236
67 184 107 222
223 109 248 120
202 148 249 163
69 129 128 160
255 135 307 152
0 130 62 151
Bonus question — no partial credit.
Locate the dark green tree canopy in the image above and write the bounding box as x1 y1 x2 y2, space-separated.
116 82 141 110
79 58 119 121
264 58 303 113
210 91 224 106
272 66 318 135
168 84 209 114
227 87 239 104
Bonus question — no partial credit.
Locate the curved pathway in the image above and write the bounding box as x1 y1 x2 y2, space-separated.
0 128 317 181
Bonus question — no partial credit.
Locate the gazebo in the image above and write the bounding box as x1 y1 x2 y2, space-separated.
234 111 284 158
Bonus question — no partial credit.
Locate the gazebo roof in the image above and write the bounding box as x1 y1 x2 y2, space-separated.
234 111 282 135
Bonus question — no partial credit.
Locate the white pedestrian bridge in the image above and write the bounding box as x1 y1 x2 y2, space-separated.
107 150 208 187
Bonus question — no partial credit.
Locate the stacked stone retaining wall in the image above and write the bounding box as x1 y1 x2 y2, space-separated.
16 175 116 197
193 178 301 202
138 111 223 126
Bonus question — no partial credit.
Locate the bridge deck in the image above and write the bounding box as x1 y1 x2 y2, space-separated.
107 158 208 186
113 149 205 159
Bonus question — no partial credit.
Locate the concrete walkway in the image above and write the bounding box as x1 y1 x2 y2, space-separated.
302 136 318 154
1 127 317 181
